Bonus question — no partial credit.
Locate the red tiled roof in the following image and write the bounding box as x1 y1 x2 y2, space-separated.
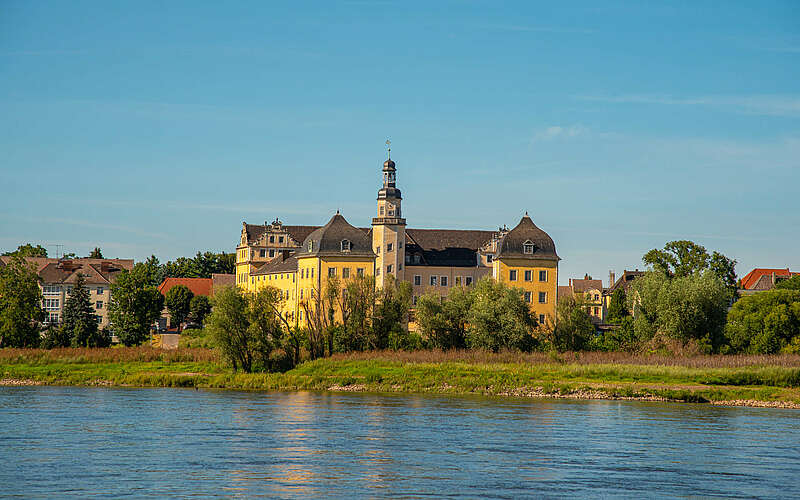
740 268 797 290
158 278 214 297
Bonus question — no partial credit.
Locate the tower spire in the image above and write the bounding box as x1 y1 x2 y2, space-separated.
386 139 391 160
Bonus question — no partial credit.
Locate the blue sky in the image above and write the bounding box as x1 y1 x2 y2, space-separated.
1 1 798 286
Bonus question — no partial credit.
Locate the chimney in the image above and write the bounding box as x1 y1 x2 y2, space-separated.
281 249 292 260
609 270 615 288
584 273 589 280
569 278 573 287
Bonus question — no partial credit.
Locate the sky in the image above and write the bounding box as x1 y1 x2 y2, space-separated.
1 1 798 286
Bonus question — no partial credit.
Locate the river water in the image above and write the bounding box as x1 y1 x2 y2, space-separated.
1 387 798 498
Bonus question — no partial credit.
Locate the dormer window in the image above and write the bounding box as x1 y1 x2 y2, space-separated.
341 239 351 252
307 240 314 252
523 240 534 254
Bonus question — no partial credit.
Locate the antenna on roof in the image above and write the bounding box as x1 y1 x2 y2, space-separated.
49 244 63 260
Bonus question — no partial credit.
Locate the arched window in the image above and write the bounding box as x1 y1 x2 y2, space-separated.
341 239 351 252
523 240 534 254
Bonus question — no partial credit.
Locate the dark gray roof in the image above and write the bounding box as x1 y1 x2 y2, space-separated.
606 270 645 294
404 228 495 267
251 254 299 275
294 213 376 259
243 224 319 246
496 215 559 260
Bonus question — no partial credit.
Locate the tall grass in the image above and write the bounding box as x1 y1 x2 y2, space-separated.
0 347 219 364
326 350 800 368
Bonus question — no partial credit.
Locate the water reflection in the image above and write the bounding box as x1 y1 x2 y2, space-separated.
1 387 799 498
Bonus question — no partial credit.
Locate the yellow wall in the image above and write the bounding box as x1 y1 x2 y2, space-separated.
493 258 558 328
296 255 375 328
252 270 298 325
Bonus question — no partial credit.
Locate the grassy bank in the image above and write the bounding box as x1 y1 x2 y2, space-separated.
2 348 800 408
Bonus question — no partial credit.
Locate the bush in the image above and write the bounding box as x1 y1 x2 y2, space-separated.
724 289 800 354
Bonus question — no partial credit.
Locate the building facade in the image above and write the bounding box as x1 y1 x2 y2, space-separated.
235 152 560 329
0 256 133 328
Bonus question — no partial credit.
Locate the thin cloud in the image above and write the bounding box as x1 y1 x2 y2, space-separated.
532 125 587 142
575 94 800 117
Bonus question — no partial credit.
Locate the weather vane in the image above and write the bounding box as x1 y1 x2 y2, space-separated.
386 139 391 159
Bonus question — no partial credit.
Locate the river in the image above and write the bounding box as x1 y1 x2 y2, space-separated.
1 387 798 498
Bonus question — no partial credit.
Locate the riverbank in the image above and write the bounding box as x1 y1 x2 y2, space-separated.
2 348 800 408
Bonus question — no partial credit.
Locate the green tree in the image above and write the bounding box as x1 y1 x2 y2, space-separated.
552 294 595 352
776 275 800 291
138 256 165 287
629 271 729 350
415 286 472 350
88 247 103 259
3 243 48 258
643 240 737 292
372 276 413 350
207 286 286 372
61 274 100 347
39 323 72 348
108 267 165 346
0 256 45 347
724 289 800 354
466 278 536 352
164 285 194 330
606 289 628 324
189 295 212 326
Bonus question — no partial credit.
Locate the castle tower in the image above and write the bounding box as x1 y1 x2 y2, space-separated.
372 142 406 288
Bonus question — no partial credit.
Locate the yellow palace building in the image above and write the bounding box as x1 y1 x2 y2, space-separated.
236 149 560 329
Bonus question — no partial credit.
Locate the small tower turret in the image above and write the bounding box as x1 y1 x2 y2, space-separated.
372 140 407 287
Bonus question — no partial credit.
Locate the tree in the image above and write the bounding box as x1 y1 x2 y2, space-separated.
2 243 48 258
206 286 286 372
465 278 537 352
164 285 194 330
0 256 45 347
108 268 164 346
643 240 737 292
552 294 595 352
189 295 212 326
724 289 800 354
606 289 628 324
138 256 165 287
415 286 472 350
88 247 103 259
776 275 800 291
629 271 729 350
372 276 413 350
61 274 99 347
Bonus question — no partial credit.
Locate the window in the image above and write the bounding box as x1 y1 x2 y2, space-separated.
387 243 393 252
379 206 385 216
440 276 448 287
269 235 275 243
285 290 289 300
96 301 103 309
398 263 403 270
523 240 534 254
414 255 421 264
509 270 517 281
43 298 60 311
278 236 284 243
539 292 547 304
430 276 437 286
96 316 102 324
43 285 60 295
593 307 599 315
251 277 254 284
300 310 304 321
387 264 393 274
524 291 531 303
539 270 547 282
343 267 350 279
357 268 365 277
308 241 314 252
414 275 421 286
539 314 546 325
399 241 403 249
388 207 394 216
594 294 600 301
376 246 381 254
269 249 275 258
341 239 351 252
412 296 418 306
405 255 412 264
524 270 532 281
376 267 381 276
328 268 337 278
300 289 304 299
96 287 104 295
455 276 462 286
260 249 267 258
47 312 59 324
465 276 473 286
311 268 314 278
486 254 493 263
